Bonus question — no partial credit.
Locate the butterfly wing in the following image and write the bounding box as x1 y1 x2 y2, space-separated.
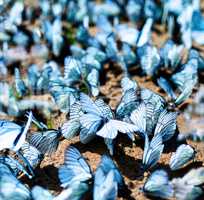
93 168 118 200
29 129 60 155
116 88 139 119
170 144 195 170
54 181 89 200
154 109 177 142
0 163 30 200
143 134 164 169
96 119 139 139
143 170 174 199
58 146 92 188
100 155 124 187
20 142 43 168
31 186 53 200
79 93 102 116
130 103 146 134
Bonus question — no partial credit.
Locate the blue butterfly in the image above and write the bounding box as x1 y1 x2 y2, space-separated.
93 154 123 200
0 163 31 200
94 168 118 200
137 43 161 76
0 155 31 179
170 144 196 170
20 142 43 169
0 111 32 152
79 93 139 141
137 18 153 47
31 186 53 200
58 146 92 188
157 77 176 100
143 170 174 199
171 167 204 200
14 68 28 98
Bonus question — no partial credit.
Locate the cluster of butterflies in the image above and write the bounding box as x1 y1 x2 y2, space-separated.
1 0 204 199
1 0 204 118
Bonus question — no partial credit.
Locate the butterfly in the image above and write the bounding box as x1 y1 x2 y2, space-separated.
130 102 177 141
93 154 123 200
171 167 204 200
0 155 31 179
33 181 89 200
142 133 164 170
143 170 174 199
97 155 124 187
0 163 31 200
58 146 92 188
137 43 161 76
137 18 153 47
93 168 118 200
159 39 183 70
61 102 82 140
170 144 196 171
157 77 176 100
0 111 32 152
20 142 43 169
79 93 139 141
14 68 28 98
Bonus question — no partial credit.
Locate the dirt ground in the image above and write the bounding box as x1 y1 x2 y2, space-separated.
1 1 204 200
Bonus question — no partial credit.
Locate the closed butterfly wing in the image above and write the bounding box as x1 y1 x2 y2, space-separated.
143 133 164 170
171 177 203 200
31 186 53 200
64 57 81 84
139 44 161 76
54 181 89 200
120 76 138 94
137 18 153 47
0 163 30 200
94 168 118 200
20 142 43 169
143 170 174 199
175 82 194 106
14 68 27 97
99 155 124 187
154 109 177 142
58 146 92 188
116 88 139 119
181 167 204 186
105 33 118 61
95 99 113 120
140 88 166 134
61 120 81 139
170 144 195 170
130 103 146 135
87 68 100 97
157 77 176 99
0 155 31 178
30 129 61 155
